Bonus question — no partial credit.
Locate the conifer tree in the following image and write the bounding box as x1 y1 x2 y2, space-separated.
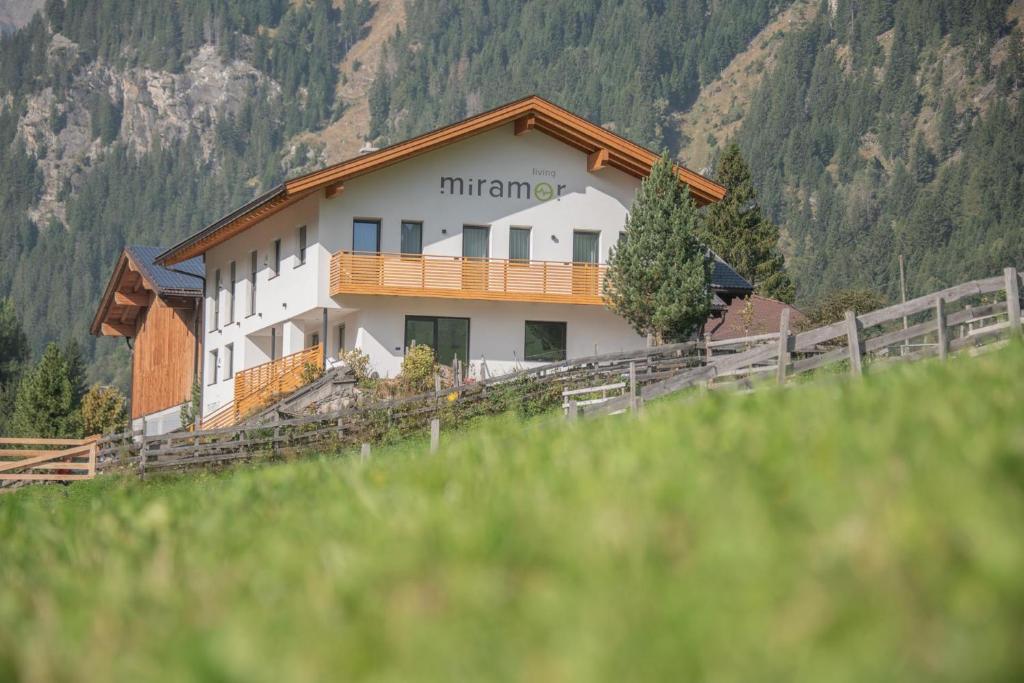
0 298 30 433
699 143 795 303
605 152 710 342
10 343 82 438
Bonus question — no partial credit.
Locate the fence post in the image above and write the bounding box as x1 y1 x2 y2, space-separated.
936 297 948 361
776 308 790 385
567 399 578 421
360 443 371 461
430 418 440 454
138 437 148 480
628 360 637 413
1005 267 1021 334
704 333 712 363
273 425 281 457
844 311 863 377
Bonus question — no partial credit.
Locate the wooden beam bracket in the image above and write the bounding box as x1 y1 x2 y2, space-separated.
513 114 536 136
587 148 610 173
101 322 136 337
114 290 152 307
325 182 345 200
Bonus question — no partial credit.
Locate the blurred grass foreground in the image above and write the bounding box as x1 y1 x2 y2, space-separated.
2 343 1024 682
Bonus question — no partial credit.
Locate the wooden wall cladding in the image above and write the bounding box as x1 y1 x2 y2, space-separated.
131 297 198 419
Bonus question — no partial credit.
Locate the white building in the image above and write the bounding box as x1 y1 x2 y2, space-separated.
155 96 735 421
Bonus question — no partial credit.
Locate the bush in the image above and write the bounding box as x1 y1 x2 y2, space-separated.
802 288 888 328
399 344 436 394
81 384 126 436
301 362 324 385
339 348 372 385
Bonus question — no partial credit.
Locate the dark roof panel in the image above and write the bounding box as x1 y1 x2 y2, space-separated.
125 245 204 295
711 255 753 292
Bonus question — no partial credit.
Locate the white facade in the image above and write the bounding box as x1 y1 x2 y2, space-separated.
200 124 647 416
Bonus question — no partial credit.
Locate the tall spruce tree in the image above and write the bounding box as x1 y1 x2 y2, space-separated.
10 342 82 438
0 298 30 433
605 152 711 342
699 143 795 303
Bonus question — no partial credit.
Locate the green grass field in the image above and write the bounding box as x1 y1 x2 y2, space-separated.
3 344 1024 682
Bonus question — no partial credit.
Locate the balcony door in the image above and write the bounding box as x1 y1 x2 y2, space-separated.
352 219 381 286
572 230 600 296
462 225 489 291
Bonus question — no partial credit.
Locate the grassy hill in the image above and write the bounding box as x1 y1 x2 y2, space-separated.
2 344 1024 681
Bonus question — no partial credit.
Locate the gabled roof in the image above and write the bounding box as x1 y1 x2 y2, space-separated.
90 246 203 337
707 294 806 341
157 95 726 265
711 255 754 293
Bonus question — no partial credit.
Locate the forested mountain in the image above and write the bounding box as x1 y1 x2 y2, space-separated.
0 0 1021 389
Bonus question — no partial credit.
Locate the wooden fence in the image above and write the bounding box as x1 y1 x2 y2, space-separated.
6 268 1021 485
0 437 98 487
588 267 1023 415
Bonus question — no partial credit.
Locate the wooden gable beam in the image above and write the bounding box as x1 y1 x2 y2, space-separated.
101 322 135 337
587 148 610 172
513 114 536 136
114 290 153 307
325 181 344 200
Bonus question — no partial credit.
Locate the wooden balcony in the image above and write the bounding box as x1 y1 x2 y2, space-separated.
202 344 322 430
330 251 608 305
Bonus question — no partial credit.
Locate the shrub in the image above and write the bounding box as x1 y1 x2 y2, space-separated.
339 348 372 384
399 344 436 394
81 384 126 436
301 362 324 385
803 289 888 328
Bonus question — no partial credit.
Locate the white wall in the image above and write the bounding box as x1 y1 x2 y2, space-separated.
344 295 644 378
202 194 324 413
318 123 640 262
197 123 648 415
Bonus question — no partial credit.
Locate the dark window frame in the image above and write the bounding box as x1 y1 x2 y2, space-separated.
249 250 258 316
401 220 423 256
212 268 221 330
271 239 282 277
524 320 567 362
227 261 236 324
297 225 308 266
403 315 471 369
352 218 382 253
509 226 531 263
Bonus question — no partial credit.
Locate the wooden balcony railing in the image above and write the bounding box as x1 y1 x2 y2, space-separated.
201 344 322 430
330 251 608 305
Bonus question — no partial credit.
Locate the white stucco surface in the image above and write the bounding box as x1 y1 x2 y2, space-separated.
199 123 648 415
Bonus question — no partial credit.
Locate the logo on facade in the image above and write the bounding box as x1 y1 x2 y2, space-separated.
439 171 569 201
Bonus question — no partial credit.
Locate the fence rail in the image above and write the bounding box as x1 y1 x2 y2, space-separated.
0 437 98 485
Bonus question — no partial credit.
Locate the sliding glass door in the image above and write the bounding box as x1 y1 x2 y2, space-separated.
404 316 470 371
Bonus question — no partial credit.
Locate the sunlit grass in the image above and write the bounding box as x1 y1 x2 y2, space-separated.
2 343 1023 681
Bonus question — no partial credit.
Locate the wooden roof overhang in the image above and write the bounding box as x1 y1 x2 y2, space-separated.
90 250 197 338
157 95 726 266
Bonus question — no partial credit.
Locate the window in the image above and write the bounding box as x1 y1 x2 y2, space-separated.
404 316 470 369
509 227 531 262
208 349 218 385
401 221 423 255
462 225 489 258
271 239 281 276
336 324 346 354
572 231 600 264
525 321 567 362
310 333 320 348
227 261 236 324
249 250 258 316
353 219 380 253
212 269 221 330
297 225 307 266
224 343 234 379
